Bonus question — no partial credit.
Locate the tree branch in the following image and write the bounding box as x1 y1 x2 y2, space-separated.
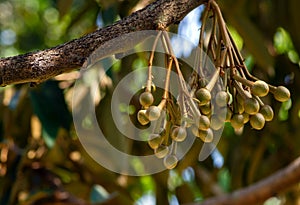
0 0 206 86
186 156 300 205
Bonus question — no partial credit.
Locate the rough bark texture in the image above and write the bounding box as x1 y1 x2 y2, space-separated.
187 156 300 205
0 0 206 86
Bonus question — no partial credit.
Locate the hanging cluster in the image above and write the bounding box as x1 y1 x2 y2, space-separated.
190 1 291 131
136 0 290 169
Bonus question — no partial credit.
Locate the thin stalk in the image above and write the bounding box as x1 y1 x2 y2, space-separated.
226 27 258 81
163 120 172 145
162 32 187 93
206 47 227 91
232 74 254 87
152 110 165 134
161 55 172 107
206 15 218 61
197 2 211 76
162 31 202 121
170 140 177 155
233 80 252 99
210 1 230 47
178 92 187 122
253 95 265 106
146 31 162 92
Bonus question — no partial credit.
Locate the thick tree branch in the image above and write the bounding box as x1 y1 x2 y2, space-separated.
0 0 206 86
187 156 300 205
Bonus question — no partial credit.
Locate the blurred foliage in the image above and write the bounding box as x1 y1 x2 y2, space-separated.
0 0 300 205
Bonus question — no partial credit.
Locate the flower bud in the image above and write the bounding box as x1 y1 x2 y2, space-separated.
244 98 260 115
250 113 265 130
273 86 290 102
146 106 161 121
196 88 211 106
137 110 149 125
260 105 274 121
251 80 269 97
164 155 178 169
139 92 154 107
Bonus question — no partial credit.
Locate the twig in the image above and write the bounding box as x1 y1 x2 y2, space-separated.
146 31 162 92
185 156 300 205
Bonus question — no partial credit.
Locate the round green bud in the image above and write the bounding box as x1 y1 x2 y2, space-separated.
196 88 211 106
154 145 169 158
199 102 211 115
215 91 229 107
274 86 290 102
171 126 187 142
250 113 265 130
139 92 154 107
163 154 178 169
148 133 162 149
243 98 260 115
251 80 269 97
231 114 244 129
146 106 161 121
260 105 274 121
197 128 213 143
197 115 211 131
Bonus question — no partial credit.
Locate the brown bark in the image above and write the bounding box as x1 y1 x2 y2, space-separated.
185 156 300 205
0 0 206 86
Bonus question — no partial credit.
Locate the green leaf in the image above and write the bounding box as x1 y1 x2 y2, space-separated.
278 99 292 121
218 168 231 192
228 26 243 50
274 28 293 54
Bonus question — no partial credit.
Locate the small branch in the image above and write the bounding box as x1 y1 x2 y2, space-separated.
0 0 206 86
185 156 300 205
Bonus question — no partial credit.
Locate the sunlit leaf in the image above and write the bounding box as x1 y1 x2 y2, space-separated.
278 99 292 121
274 28 293 54
228 26 243 50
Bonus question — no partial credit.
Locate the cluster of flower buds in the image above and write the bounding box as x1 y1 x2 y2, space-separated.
135 0 290 169
200 0 290 131
137 94 186 169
